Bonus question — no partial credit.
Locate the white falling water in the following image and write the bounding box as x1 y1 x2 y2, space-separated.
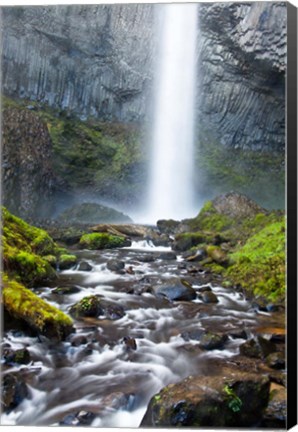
146 3 198 222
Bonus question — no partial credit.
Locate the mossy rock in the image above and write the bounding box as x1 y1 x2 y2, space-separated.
58 254 77 270
79 232 130 250
69 295 102 318
2 275 74 340
2 207 57 285
141 368 270 427
172 232 210 252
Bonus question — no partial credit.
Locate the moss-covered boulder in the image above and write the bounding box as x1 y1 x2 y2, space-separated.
2 207 57 285
58 254 78 270
2 275 74 340
79 232 130 249
69 295 125 320
141 368 270 427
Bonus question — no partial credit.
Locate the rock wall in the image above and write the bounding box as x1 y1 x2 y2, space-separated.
197 2 286 152
1 3 286 151
2 107 56 219
1 4 155 122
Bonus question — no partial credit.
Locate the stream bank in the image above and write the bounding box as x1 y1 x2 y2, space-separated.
1 194 286 428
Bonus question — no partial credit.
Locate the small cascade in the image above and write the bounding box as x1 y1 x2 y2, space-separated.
147 3 198 222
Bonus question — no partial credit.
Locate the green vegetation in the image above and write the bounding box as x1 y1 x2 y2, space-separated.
79 232 127 249
2 207 57 285
1 207 74 339
176 199 285 303
187 201 234 232
2 275 74 340
223 385 243 413
226 220 285 302
1 96 146 202
196 132 285 210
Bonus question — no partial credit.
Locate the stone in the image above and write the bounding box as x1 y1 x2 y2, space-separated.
152 278 196 301
200 291 219 304
58 254 78 270
69 296 103 318
265 352 285 370
199 332 228 350
52 286 81 295
157 251 177 261
107 259 125 272
2 372 29 412
186 249 207 262
123 336 137 350
77 261 93 271
239 336 276 359
141 367 270 427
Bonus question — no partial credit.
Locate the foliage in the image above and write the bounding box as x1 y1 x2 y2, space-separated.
79 232 127 250
226 220 285 302
223 385 243 413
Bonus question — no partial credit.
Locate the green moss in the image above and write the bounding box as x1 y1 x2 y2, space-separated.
225 220 285 302
2 274 74 340
79 232 127 250
2 207 57 285
187 201 234 233
59 254 77 270
69 295 102 318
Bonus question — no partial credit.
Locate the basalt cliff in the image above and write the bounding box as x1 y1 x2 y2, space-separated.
1 2 287 218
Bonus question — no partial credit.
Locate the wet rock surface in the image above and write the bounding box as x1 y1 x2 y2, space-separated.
141 367 270 427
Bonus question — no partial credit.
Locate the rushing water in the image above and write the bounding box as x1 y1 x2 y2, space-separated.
1 240 276 427
146 4 198 222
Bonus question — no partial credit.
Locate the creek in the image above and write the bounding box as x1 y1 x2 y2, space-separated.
1 240 284 427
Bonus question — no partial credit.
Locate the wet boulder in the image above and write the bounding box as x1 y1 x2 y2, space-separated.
58 254 78 270
199 331 228 350
239 336 276 359
52 285 81 295
2 347 31 365
152 278 196 301
79 232 131 249
107 259 125 272
265 352 285 370
2 372 29 412
200 290 219 304
77 261 93 271
69 295 103 318
157 251 177 260
141 367 270 427
69 296 125 320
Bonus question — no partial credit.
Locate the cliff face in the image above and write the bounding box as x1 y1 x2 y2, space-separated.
1 2 287 217
1 4 155 122
197 2 286 152
2 107 56 219
1 2 286 150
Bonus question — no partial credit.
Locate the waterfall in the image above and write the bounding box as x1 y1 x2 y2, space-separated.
146 3 198 223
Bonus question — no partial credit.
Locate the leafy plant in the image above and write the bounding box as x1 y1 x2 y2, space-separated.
223 385 243 413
